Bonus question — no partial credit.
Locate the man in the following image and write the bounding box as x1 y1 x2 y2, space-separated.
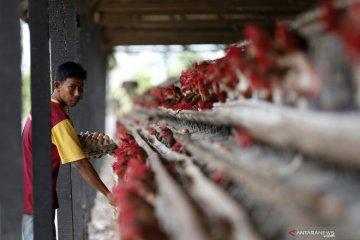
22 62 115 240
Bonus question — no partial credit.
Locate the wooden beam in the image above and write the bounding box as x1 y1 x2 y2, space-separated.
100 12 300 24
100 19 281 29
104 29 246 45
97 2 315 14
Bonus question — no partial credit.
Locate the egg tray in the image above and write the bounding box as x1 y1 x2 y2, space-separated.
78 131 118 159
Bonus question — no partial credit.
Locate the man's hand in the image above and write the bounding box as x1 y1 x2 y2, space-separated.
106 192 117 207
73 158 116 207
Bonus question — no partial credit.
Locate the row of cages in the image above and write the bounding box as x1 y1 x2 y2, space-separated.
108 1 360 240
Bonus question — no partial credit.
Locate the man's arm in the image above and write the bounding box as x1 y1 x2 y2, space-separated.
72 158 116 206
50 119 116 206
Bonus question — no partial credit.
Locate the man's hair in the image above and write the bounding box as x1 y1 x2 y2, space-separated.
55 61 87 82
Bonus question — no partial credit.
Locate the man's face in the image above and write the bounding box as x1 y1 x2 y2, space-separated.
55 77 84 107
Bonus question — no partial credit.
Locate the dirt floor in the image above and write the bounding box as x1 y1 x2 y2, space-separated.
87 156 119 240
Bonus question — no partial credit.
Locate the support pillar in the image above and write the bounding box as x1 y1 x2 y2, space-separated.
0 0 22 239
29 0 53 238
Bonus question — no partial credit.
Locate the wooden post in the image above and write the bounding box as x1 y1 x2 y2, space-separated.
28 0 53 238
74 3 108 237
49 0 108 237
49 0 78 239
0 0 22 239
